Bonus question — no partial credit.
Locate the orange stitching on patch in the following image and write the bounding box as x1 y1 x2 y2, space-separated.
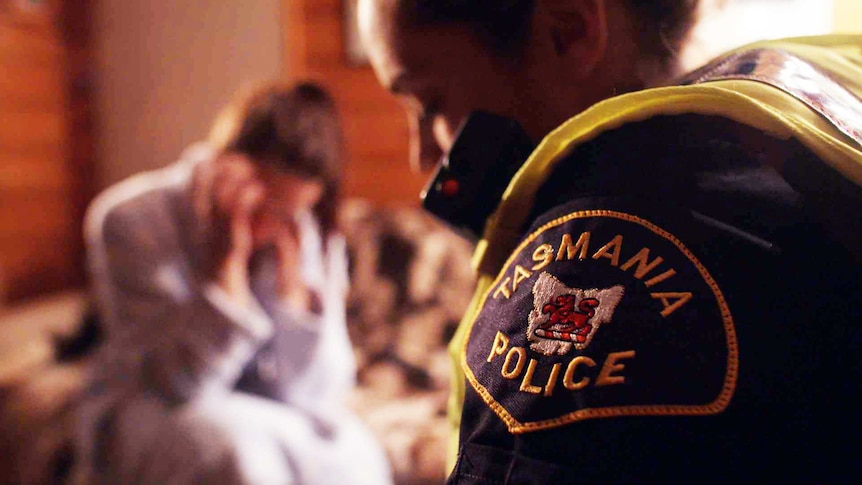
460 210 739 434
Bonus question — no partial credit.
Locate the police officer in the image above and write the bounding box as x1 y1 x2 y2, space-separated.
358 0 861 483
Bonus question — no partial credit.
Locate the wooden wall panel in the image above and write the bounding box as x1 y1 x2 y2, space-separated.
58 0 96 299
0 0 89 303
0 149 69 190
282 0 426 207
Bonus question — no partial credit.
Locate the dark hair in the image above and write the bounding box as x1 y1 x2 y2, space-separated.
209 80 344 239
397 0 700 69
397 0 536 55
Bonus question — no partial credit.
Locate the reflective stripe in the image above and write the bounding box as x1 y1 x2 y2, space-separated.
682 48 862 147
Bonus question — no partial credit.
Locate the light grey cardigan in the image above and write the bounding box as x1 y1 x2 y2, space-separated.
71 144 392 485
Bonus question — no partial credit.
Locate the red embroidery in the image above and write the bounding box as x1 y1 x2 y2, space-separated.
537 295 600 343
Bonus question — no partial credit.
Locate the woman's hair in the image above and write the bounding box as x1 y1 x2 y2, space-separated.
396 0 700 74
208 80 344 238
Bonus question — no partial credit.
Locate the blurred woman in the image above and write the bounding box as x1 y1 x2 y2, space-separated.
71 81 392 485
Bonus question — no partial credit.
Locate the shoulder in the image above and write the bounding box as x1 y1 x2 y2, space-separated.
529 113 836 251
85 147 207 248
495 111 859 375
519 110 855 295
460 123 858 435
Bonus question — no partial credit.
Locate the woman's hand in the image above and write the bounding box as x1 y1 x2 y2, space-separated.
196 153 265 307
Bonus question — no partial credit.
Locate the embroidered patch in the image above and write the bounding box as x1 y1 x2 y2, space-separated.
464 210 737 434
528 273 624 355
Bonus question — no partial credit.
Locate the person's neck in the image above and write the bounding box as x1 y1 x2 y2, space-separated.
638 54 687 89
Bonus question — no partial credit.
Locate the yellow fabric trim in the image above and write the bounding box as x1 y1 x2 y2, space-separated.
445 273 493 473
447 34 862 469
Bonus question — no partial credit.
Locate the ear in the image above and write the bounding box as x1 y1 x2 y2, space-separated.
541 0 608 78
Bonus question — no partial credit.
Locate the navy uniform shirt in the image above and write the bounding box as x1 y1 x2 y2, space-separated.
451 114 861 484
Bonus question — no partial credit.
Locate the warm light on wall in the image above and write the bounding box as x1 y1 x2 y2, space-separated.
682 0 834 70
834 0 862 33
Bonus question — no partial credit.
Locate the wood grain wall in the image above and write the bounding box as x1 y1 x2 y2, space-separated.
0 0 90 303
282 0 426 207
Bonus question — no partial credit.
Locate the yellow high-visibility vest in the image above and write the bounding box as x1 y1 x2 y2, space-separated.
446 34 862 471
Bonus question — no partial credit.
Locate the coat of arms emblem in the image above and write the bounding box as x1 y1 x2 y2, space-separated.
528 272 625 356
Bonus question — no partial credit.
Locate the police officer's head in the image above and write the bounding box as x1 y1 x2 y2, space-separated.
358 0 700 171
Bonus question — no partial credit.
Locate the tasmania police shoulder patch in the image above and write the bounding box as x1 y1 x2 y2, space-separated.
463 210 738 434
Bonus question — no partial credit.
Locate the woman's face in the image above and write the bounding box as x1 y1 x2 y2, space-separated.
359 0 553 173
252 165 324 245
